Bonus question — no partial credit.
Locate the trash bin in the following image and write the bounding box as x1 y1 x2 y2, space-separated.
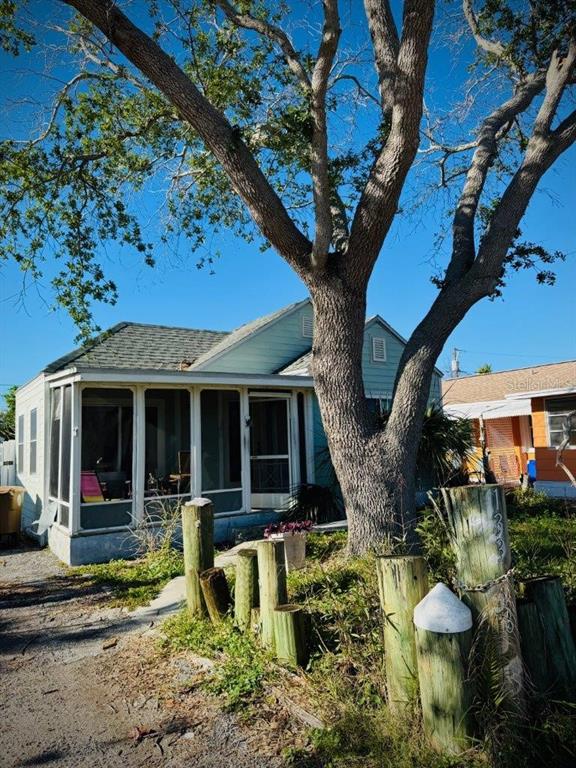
0 486 24 535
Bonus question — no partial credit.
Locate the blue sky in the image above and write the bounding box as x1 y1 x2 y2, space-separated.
1 2 575 394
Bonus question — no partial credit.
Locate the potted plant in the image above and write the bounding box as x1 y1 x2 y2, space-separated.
264 519 313 572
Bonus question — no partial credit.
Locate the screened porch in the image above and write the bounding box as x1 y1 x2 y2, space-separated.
46 381 313 537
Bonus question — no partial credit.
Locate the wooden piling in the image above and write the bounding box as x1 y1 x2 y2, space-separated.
234 548 259 631
414 584 474 755
273 604 310 667
199 567 232 624
257 539 288 649
182 498 214 616
376 555 429 708
441 485 525 715
517 598 550 697
523 576 576 702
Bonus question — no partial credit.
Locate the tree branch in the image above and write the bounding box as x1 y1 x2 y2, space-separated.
62 0 312 275
347 0 435 281
534 40 576 137
363 0 399 116
445 71 546 283
310 0 341 267
462 0 506 60
211 0 311 90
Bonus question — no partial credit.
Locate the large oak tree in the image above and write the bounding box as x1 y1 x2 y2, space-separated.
1 0 575 552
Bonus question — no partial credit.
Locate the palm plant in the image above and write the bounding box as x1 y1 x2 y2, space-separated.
416 404 475 488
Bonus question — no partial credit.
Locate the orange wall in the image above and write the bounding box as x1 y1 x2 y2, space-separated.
532 397 576 482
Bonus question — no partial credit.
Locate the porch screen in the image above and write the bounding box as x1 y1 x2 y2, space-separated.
200 390 242 514
80 388 133 530
48 385 72 528
144 389 191 505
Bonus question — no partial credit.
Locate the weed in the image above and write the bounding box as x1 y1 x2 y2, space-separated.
74 547 183 609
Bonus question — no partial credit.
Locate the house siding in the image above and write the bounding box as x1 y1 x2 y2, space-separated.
15 374 47 530
532 396 576 482
201 303 314 374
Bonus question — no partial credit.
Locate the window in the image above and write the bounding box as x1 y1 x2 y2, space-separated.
17 414 24 472
48 386 73 528
302 314 314 339
547 397 576 448
372 336 386 362
29 409 37 475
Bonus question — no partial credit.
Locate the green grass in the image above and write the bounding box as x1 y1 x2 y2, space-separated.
73 547 184 609
161 611 271 709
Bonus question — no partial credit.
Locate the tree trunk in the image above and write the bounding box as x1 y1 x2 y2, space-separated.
309 276 440 554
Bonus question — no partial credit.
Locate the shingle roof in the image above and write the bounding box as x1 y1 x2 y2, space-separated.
279 350 312 375
441 360 576 405
189 299 310 370
43 322 229 373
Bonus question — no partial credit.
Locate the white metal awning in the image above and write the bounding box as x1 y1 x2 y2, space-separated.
444 398 531 420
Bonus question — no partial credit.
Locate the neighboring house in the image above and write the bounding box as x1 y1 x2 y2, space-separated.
15 299 442 565
442 360 576 497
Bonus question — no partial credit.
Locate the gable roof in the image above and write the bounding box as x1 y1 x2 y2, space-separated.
279 315 443 377
441 359 576 405
189 299 310 370
43 322 229 374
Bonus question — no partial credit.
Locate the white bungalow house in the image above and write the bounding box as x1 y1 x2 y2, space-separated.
14 299 442 564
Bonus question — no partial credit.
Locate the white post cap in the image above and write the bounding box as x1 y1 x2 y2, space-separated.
413 583 472 634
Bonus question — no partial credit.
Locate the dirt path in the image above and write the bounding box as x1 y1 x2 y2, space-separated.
0 545 288 768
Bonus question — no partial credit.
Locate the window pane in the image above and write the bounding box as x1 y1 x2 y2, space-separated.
547 397 576 413
49 390 61 497
17 414 24 471
81 388 133 507
201 390 241 493
145 389 191 497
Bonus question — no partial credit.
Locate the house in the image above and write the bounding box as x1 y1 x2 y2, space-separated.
442 360 576 497
15 299 442 565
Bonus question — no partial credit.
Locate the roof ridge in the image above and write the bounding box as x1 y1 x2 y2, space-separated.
442 358 576 383
116 321 229 334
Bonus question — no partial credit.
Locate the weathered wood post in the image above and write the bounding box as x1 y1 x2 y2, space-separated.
523 577 576 702
441 485 525 715
182 498 214 616
414 583 475 755
517 599 549 697
273 604 310 667
376 555 429 708
234 548 259 631
257 539 288 649
199 567 232 623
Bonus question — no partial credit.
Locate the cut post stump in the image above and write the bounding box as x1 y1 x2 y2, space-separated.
517 598 550 697
376 555 429 708
273 604 310 667
182 498 214 616
234 548 259 631
257 539 288 649
199 567 231 624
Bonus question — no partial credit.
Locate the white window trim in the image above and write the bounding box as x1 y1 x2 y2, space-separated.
372 336 387 363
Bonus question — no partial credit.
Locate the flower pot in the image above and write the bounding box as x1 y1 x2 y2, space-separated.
269 531 307 572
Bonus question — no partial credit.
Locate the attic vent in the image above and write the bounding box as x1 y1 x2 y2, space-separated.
302 315 314 339
372 337 386 362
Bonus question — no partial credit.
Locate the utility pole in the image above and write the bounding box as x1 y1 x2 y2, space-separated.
451 348 462 379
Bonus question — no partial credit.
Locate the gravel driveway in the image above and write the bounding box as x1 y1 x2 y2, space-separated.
0 543 288 768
